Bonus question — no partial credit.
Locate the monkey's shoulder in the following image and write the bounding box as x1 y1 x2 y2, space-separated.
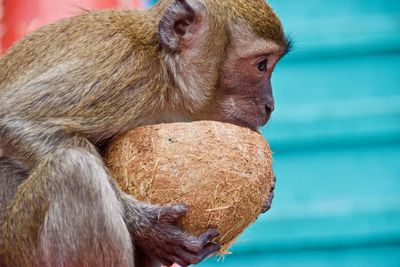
0 9 159 89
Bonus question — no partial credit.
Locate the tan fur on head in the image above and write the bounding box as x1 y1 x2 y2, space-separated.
193 0 285 44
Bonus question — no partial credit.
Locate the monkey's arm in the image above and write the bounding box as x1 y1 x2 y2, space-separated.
0 119 219 267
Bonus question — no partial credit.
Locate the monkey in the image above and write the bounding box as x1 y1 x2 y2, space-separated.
0 0 291 266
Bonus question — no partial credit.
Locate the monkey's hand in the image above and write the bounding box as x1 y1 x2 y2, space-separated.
123 196 220 267
261 174 276 213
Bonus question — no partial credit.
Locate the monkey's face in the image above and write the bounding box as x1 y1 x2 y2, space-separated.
158 0 290 130
192 21 289 131
209 22 289 130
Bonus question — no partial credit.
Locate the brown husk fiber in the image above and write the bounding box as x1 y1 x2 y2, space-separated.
104 121 274 253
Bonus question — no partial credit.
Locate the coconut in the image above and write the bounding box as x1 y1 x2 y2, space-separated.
104 121 274 253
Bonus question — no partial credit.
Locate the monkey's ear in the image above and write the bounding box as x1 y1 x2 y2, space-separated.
158 0 204 52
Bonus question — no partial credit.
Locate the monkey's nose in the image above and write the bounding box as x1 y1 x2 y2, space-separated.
265 103 275 114
259 103 274 126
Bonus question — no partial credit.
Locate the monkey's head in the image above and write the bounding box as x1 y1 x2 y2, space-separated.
156 0 291 130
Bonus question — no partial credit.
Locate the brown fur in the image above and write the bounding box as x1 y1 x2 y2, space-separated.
0 1 288 266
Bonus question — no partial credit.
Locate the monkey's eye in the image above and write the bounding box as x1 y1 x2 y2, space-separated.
257 59 268 72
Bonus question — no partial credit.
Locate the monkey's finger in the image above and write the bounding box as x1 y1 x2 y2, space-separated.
179 242 221 265
168 255 189 267
175 229 219 255
261 191 274 213
198 242 221 260
159 204 188 222
159 257 174 267
271 174 277 190
198 229 219 246
177 229 219 252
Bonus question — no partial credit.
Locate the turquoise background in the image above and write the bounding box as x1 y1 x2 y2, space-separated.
200 0 400 266
153 0 400 266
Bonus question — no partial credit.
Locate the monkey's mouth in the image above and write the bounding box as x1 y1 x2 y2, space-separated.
230 117 259 132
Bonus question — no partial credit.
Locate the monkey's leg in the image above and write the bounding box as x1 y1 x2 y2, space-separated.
0 156 28 218
0 148 134 267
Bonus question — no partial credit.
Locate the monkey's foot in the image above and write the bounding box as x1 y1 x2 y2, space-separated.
261 174 276 213
136 204 220 267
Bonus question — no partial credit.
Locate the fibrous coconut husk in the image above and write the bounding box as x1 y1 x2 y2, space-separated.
104 121 274 253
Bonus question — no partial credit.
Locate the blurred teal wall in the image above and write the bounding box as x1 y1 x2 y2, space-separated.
198 0 400 266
